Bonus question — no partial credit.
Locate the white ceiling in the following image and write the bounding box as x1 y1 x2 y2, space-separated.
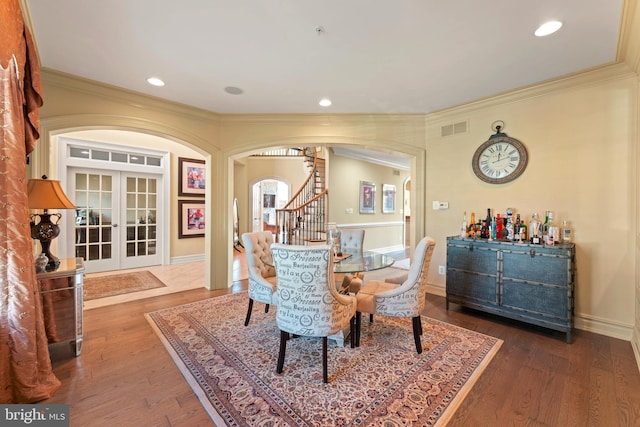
24 1 624 115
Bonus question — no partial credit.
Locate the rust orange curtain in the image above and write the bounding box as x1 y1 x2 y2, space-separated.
0 0 61 402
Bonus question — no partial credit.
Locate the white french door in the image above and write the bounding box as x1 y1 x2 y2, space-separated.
70 167 162 273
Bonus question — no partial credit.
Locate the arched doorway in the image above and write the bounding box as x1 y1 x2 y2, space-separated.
251 179 290 233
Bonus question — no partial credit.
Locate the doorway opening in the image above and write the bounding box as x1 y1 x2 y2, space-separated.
251 179 289 234
58 136 170 274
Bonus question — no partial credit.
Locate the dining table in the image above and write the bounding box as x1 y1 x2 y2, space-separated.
333 250 395 273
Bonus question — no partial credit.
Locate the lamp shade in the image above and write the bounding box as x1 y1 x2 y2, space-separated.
27 178 75 210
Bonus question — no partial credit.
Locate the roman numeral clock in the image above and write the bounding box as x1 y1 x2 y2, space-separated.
472 121 528 184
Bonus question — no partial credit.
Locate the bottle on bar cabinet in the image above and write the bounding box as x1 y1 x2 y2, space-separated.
506 208 514 241
547 211 559 245
496 213 502 240
562 219 572 243
491 216 497 240
530 213 542 244
461 211 467 238
468 212 476 237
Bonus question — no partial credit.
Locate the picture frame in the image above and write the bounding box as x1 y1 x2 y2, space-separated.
359 181 376 214
382 184 396 213
178 157 205 197
263 194 275 208
178 200 205 238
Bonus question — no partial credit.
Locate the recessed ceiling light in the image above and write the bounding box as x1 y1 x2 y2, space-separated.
319 98 332 107
224 86 244 95
146 77 165 87
535 20 563 37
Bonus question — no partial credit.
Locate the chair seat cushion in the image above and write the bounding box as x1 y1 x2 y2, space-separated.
356 280 399 314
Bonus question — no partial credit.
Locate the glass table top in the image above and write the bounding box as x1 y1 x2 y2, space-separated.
333 251 395 273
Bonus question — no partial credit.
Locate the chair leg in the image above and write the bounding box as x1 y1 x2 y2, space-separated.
355 312 361 347
350 316 355 348
244 299 254 326
264 304 270 314
322 337 328 383
370 313 374 323
276 330 288 374
412 316 423 354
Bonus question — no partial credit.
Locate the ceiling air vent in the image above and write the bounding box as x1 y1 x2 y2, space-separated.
441 120 468 137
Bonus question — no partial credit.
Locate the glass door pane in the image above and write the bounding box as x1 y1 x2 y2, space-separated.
72 170 119 272
120 173 161 270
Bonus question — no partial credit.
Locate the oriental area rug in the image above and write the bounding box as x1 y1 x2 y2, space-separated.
84 271 166 300
146 292 502 426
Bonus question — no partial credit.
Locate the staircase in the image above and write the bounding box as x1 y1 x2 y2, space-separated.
276 147 328 245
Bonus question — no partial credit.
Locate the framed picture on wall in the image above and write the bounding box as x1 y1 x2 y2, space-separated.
359 181 376 214
178 157 205 197
178 200 205 238
382 184 396 213
263 194 276 208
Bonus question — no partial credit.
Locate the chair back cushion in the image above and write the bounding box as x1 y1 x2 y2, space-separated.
340 229 365 253
376 236 436 317
272 244 354 337
242 231 276 278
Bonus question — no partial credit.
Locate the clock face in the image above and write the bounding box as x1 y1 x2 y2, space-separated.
472 135 528 184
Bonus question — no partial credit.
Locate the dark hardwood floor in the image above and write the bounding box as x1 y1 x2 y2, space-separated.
44 278 640 426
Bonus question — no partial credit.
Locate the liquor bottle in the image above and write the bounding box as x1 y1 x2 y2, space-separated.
480 218 488 238
461 211 467 238
530 212 541 244
506 208 514 241
547 211 559 244
520 221 527 242
562 219 572 243
469 212 476 237
542 211 550 241
496 213 502 240
491 216 497 240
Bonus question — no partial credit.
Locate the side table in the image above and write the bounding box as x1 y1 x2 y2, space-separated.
37 257 85 356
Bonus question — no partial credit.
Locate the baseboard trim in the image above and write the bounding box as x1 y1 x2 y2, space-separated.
170 254 205 264
573 313 633 341
632 328 640 373
426 283 635 342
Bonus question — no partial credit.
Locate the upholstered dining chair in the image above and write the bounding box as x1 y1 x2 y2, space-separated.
339 228 365 253
272 243 357 383
242 231 278 326
355 236 436 354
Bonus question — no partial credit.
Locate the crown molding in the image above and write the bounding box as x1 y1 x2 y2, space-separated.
426 62 636 122
619 0 640 74
41 68 220 123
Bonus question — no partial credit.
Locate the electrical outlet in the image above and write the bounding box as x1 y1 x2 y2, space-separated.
438 265 446 275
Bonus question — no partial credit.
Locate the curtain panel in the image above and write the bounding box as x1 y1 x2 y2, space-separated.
0 0 61 403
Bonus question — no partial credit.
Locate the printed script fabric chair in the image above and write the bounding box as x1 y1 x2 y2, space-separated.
355 236 436 354
242 231 278 326
272 243 357 383
339 229 365 253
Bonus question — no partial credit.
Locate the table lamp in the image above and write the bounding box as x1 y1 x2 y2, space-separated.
28 175 76 271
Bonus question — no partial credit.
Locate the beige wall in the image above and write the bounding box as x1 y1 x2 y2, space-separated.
328 151 409 251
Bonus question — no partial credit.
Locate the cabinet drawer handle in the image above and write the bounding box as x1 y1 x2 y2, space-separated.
530 249 536 258
468 244 474 252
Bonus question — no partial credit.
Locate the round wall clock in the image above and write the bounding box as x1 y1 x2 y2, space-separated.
472 123 528 184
